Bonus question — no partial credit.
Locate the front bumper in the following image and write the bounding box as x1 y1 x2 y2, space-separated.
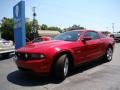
15 59 50 75
0 46 15 54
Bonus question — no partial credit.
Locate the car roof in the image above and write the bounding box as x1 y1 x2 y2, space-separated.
69 29 99 32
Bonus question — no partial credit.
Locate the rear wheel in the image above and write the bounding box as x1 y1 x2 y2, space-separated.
54 54 69 80
104 47 113 62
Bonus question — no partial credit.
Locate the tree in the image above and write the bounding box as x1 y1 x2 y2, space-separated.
25 18 33 40
1 17 14 40
48 26 62 32
0 17 40 41
64 24 85 32
41 24 48 30
25 18 40 40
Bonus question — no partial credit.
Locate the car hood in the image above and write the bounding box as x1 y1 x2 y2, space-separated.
17 40 73 53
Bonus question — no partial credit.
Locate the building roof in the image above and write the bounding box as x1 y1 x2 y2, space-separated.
38 30 60 37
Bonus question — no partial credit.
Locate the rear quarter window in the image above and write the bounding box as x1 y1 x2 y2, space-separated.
101 33 107 38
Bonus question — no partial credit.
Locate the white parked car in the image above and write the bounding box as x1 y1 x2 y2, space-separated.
0 39 15 58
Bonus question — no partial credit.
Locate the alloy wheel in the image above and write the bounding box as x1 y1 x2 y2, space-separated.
107 48 113 61
64 58 69 77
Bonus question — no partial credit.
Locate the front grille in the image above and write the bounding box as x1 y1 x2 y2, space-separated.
16 52 31 60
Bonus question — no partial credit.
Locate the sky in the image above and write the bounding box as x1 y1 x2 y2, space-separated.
0 0 120 32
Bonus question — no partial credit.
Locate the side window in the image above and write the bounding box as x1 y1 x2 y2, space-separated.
101 33 107 38
91 32 100 40
84 31 100 40
84 32 91 37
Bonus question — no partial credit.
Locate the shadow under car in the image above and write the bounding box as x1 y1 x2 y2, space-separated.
7 58 107 86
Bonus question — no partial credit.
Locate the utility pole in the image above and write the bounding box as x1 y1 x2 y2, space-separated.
112 23 115 33
32 7 37 39
0 23 1 39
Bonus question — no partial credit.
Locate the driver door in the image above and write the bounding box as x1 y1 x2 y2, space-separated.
83 31 103 61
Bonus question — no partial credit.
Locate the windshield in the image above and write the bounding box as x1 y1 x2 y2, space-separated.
53 31 81 41
32 38 42 43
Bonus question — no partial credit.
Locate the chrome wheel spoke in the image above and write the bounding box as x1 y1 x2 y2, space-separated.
64 58 69 76
107 48 113 61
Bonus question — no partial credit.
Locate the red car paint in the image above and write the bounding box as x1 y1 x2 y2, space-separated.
15 30 115 75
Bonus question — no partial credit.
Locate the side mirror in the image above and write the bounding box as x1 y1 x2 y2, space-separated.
81 37 91 42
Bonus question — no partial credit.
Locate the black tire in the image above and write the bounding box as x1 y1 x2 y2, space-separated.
104 47 113 62
54 54 69 80
2 53 10 58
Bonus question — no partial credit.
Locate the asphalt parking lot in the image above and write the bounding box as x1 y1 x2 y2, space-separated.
0 43 120 90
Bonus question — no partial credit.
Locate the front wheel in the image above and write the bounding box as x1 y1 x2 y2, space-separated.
104 47 113 62
54 54 69 80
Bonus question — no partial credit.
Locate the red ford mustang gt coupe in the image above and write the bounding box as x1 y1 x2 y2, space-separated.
14 30 115 80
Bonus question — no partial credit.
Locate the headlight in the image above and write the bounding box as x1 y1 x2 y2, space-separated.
15 52 45 60
31 54 45 60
